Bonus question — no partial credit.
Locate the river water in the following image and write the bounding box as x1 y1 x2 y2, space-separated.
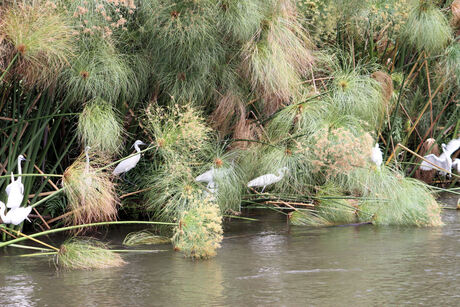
1 194 459 306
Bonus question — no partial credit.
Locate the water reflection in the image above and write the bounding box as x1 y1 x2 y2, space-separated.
0 198 459 306
1 274 35 307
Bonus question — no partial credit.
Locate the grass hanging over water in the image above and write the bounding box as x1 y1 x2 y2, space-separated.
56 238 125 270
123 230 171 246
62 152 118 227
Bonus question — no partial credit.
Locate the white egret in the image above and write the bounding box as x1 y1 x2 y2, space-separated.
0 201 32 225
247 167 289 192
5 155 26 196
371 143 383 168
203 181 218 200
6 172 24 209
113 140 146 176
453 159 460 173
420 137 460 177
196 168 215 184
84 146 93 187
84 146 91 173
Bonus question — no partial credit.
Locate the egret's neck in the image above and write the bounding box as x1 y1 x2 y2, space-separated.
18 158 23 175
134 144 141 153
85 153 90 172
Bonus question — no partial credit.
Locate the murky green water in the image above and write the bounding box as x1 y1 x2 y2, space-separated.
1 195 459 306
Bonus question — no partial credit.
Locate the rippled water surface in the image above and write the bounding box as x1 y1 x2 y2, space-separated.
1 195 460 306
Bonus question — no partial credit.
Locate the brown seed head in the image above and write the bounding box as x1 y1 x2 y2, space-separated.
17 44 27 55
80 70 90 80
214 158 223 168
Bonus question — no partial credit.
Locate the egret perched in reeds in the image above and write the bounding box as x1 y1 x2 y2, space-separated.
420 137 460 177
247 167 289 192
113 140 146 176
0 201 32 225
6 172 24 209
5 155 26 196
371 143 383 169
452 159 460 173
57 238 125 270
195 168 215 185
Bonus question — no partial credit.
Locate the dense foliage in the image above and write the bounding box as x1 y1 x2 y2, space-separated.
0 0 459 262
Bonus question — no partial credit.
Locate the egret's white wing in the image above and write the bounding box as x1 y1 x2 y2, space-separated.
420 154 448 171
113 154 141 175
5 183 11 196
371 146 383 167
6 183 24 209
195 169 214 183
8 206 32 225
444 137 460 157
247 174 278 188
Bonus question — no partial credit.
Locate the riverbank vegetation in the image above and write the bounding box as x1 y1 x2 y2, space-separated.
0 0 459 268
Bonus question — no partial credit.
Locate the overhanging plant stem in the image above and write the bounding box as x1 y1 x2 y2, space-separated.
0 53 19 83
0 221 178 248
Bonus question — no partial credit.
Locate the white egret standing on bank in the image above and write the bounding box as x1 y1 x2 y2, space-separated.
420 137 460 177
113 140 146 176
247 167 289 192
5 155 26 196
371 143 383 169
6 172 24 209
0 201 32 225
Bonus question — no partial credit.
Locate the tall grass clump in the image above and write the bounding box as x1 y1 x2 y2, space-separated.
306 126 374 180
140 0 224 103
442 42 460 87
144 103 213 160
339 168 443 227
78 98 125 155
123 230 170 246
216 0 268 42
314 183 358 225
401 0 452 54
0 1 75 87
242 0 314 115
330 70 386 129
289 210 332 227
172 197 223 259
56 238 125 270
59 40 138 104
62 152 118 226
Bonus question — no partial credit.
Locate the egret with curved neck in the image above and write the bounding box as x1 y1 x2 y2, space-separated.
113 140 146 176
5 155 26 196
247 167 289 193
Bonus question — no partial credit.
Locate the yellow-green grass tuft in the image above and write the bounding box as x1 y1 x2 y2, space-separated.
122 230 171 246
62 152 118 227
56 238 125 270
401 0 452 54
172 197 223 259
78 98 125 155
0 1 75 87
